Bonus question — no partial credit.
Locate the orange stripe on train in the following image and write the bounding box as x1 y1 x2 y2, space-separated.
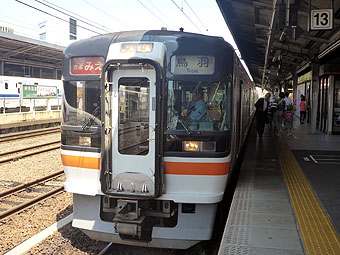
61 154 100 170
164 161 230 175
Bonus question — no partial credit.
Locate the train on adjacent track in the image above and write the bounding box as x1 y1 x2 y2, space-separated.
61 30 257 249
0 75 62 112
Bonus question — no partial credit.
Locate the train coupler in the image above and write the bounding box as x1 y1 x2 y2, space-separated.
113 199 146 238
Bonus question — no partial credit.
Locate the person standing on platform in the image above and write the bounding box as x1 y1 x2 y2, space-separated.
273 92 285 136
254 93 271 138
268 94 278 130
284 92 292 110
284 104 294 136
299 95 306 124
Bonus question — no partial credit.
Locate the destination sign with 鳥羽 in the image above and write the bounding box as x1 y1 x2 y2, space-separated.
171 55 214 75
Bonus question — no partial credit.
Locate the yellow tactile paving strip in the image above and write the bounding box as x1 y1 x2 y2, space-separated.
275 136 340 255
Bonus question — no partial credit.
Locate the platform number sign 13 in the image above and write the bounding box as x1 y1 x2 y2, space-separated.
311 9 333 30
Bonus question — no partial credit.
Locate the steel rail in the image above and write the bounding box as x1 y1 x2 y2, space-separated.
0 127 60 143
98 242 113 255
0 170 64 198
119 140 148 152
0 140 60 157
118 126 149 135
0 129 60 143
0 186 64 220
0 141 60 164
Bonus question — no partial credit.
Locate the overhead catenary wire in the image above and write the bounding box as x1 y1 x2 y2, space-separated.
14 0 102 35
137 0 171 29
0 19 40 39
81 0 132 29
38 0 113 31
146 0 173 28
183 0 208 31
0 16 40 34
34 0 113 33
170 0 202 33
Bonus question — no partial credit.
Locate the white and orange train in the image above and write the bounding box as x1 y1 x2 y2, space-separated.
61 30 257 249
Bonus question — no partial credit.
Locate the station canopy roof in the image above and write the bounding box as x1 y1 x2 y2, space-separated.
217 0 340 88
0 31 64 70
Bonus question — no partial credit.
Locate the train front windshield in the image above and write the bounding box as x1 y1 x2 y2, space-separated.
167 80 230 131
165 80 231 154
62 80 101 148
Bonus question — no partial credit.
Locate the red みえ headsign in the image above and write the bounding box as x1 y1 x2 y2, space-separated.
70 57 105 75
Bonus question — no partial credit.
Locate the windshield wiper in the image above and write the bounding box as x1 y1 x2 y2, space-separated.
170 108 191 134
81 105 100 131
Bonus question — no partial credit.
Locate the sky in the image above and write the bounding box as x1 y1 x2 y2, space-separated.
0 0 252 79
0 0 236 46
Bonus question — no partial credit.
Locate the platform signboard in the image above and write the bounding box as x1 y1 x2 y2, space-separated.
22 85 37 98
23 85 57 98
310 9 333 30
37 85 57 98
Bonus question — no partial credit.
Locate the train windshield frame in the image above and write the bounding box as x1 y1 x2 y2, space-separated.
62 80 101 128
164 79 232 155
166 80 231 132
61 80 101 149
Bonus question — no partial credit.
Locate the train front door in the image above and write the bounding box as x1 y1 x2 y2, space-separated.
108 64 159 197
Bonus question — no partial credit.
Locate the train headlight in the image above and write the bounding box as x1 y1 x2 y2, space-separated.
120 43 153 53
182 141 216 152
183 141 200 152
79 137 91 146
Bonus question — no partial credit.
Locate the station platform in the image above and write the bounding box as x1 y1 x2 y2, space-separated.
0 111 61 133
218 119 340 255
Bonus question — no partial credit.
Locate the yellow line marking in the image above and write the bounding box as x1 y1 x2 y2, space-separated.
275 135 340 255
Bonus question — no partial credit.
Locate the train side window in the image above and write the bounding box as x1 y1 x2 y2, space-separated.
118 77 150 156
5 83 8 89
18 82 22 93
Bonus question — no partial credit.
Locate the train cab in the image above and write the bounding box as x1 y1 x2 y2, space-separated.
61 30 254 248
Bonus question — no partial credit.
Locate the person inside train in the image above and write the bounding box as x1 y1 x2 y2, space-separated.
181 89 208 121
181 89 208 130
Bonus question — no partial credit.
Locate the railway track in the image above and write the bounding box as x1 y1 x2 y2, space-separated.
0 140 60 164
97 242 180 255
0 127 60 143
118 126 149 135
98 243 113 255
0 171 64 220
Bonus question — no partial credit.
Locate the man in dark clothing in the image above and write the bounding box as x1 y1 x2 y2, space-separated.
255 93 271 138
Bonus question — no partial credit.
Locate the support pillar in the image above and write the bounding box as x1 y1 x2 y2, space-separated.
284 81 288 93
0 61 4 75
310 62 319 134
327 75 335 135
53 68 58 79
292 73 298 103
292 73 298 98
